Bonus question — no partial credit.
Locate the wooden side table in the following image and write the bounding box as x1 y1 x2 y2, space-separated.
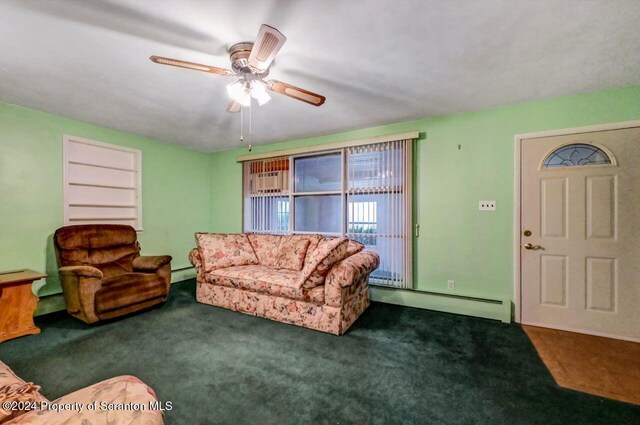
0 269 47 343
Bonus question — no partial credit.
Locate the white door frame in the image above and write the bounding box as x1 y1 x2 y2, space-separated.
513 119 640 323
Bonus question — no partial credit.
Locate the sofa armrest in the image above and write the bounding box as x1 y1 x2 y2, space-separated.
188 248 208 285
188 248 202 268
324 251 379 308
58 265 103 280
3 376 164 425
133 255 172 272
325 251 380 288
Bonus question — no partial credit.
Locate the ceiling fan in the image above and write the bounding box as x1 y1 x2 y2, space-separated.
150 24 326 112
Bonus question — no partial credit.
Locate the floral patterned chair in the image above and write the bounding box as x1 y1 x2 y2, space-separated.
189 233 380 335
0 360 163 424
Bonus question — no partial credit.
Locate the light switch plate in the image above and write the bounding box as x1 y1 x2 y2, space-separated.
479 200 496 211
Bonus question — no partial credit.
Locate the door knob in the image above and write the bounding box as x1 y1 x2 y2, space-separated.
523 243 543 250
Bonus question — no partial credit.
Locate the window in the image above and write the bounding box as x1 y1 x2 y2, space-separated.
346 141 409 285
543 143 612 168
242 137 413 288
276 200 289 232
349 201 378 245
243 157 290 235
63 135 142 230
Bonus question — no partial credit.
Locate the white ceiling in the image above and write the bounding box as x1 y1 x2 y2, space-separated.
1 0 639 152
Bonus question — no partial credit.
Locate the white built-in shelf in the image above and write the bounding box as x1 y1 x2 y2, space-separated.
68 182 137 190
69 217 137 221
68 203 137 208
68 161 138 172
64 135 142 230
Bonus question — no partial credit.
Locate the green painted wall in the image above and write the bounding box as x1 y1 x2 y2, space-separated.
209 85 640 309
0 102 210 297
3 85 639 318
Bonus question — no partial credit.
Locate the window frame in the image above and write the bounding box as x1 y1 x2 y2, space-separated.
242 137 413 288
290 149 344 236
63 135 143 231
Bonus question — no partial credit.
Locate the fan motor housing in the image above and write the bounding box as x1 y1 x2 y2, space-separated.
229 42 269 76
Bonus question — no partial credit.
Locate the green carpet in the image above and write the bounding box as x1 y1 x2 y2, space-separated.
0 280 638 424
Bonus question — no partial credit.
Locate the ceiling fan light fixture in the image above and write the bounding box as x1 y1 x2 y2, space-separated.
226 80 251 107
251 81 271 106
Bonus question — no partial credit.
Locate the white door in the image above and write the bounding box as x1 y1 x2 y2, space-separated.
521 127 640 342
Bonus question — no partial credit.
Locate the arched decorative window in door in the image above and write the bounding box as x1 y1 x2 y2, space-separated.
542 143 613 168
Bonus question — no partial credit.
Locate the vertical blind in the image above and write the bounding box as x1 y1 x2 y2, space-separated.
243 156 290 234
346 140 411 287
242 138 412 288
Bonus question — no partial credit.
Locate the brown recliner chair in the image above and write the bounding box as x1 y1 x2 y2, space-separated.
54 224 172 324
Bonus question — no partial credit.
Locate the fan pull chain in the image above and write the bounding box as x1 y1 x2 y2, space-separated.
240 105 244 143
240 101 253 147
241 101 252 149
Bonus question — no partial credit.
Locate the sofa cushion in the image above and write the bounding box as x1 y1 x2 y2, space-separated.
299 238 350 289
95 273 167 314
346 240 365 256
247 234 281 267
0 361 48 404
274 236 311 271
206 265 324 304
196 233 258 272
0 382 43 423
7 376 163 425
0 361 26 389
302 237 362 263
302 234 324 266
249 234 322 270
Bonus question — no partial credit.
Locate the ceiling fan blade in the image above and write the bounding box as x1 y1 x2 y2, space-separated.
248 25 286 72
267 80 326 106
150 55 233 76
226 100 241 113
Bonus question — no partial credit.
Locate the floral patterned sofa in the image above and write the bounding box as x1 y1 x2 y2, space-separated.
189 233 380 335
0 360 163 424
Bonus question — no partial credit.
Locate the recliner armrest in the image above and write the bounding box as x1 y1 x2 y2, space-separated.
132 255 172 272
57 266 103 324
58 265 103 279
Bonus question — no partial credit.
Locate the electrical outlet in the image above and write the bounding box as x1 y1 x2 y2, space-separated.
447 280 455 290
479 200 496 211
